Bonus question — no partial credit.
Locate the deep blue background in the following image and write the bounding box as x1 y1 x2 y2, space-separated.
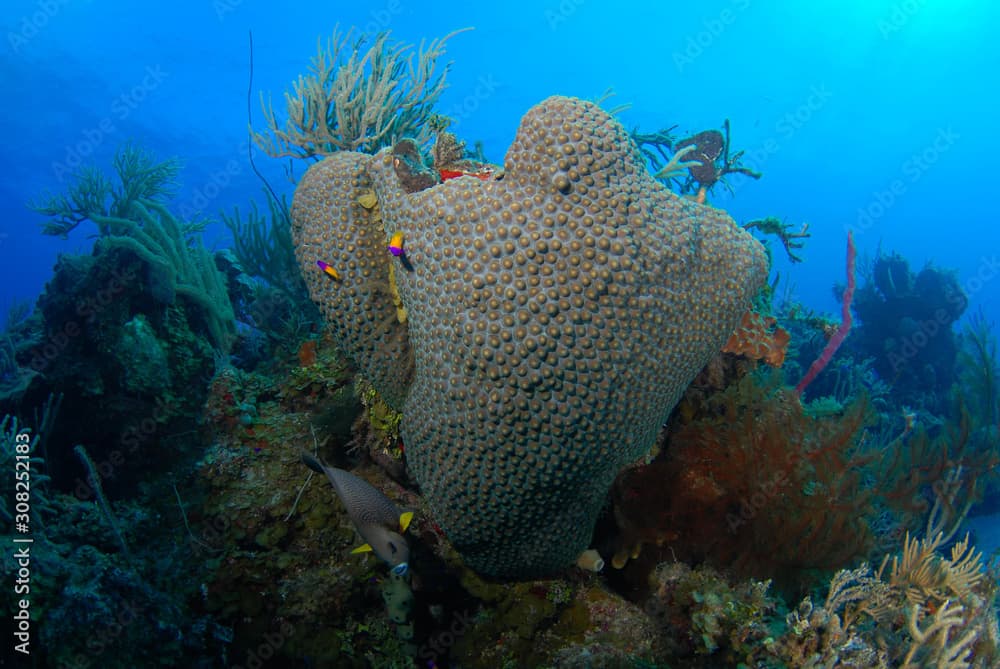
2 0 997 329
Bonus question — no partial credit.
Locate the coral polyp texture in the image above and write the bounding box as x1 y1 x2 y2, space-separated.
292 96 768 578
292 152 414 410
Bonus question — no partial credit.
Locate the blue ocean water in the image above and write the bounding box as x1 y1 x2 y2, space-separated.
2 1 998 326
3 2 1000 667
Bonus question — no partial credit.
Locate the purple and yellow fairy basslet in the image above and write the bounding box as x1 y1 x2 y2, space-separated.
316 260 340 280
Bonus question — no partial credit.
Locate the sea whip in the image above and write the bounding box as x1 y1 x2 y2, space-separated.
795 231 856 397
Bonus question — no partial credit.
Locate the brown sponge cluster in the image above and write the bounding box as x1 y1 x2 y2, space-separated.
293 96 768 578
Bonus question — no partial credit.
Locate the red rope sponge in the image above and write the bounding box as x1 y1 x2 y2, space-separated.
795 231 856 397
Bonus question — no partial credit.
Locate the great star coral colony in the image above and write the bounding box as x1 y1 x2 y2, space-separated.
292 96 767 578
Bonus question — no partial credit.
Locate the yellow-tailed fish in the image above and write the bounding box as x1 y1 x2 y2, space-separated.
301 452 413 575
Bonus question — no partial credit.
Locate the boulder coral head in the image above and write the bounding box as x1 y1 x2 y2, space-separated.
292 96 768 579
292 151 414 410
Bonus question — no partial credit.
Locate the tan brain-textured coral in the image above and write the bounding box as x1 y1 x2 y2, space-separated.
291 152 413 409
372 96 768 577
294 95 768 578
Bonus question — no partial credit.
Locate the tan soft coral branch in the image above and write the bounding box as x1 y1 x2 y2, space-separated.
254 26 470 158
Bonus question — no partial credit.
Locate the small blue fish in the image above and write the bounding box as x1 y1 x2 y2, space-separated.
301 452 413 575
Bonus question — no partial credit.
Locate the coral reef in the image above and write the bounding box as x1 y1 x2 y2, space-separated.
607 354 999 608
219 192 323 371
448 568 659 669
3 245 218 491
642 536 1000 668
644 562 774 661
609 372 876 592
221 193 315 312
37 543 224 669
5 489 232 669
0 302 41 403
795 231 855 396
191 344 423 665
769 532 998 668
6 144 247 495
254 26 467 158
30 141 182 239
0 398 59 526
957 309 999 429
851 251 968 412
637 118 762 200
92 199 236 354
876 409 998 546
31 143 235 354
116 315 171 395
293 95 768 578
743 216 811 263
292 151 415 411
12 25 1000 668
721 310 791 367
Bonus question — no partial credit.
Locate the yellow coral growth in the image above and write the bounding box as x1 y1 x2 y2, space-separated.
387 262 407 324
778 533 997 668
879 531 984 606
903 598 977 668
